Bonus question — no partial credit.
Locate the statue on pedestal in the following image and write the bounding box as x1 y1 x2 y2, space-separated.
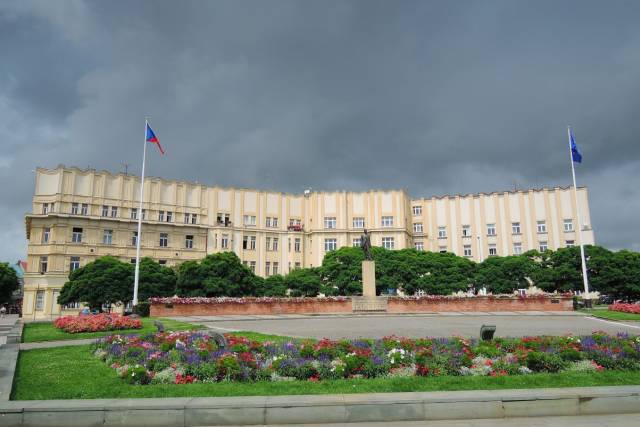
361 229 373 261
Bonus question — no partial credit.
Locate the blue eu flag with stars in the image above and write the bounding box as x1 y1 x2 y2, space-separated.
569 129 582 163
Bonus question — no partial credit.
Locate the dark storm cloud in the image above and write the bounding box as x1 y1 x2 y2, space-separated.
1 0 639 261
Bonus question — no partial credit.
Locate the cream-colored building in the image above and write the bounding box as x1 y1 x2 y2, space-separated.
23 165 595 319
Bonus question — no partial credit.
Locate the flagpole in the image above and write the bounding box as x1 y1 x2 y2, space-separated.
133 119 148 306
567 126 590 308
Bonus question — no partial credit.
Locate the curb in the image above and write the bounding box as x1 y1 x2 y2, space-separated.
1 386 639 426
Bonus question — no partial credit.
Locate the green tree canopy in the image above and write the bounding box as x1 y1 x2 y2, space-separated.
137 257 177 301
0 262 19 305
257 275 287 297
175 252 258 297
284 267 323 297
474 255 536 294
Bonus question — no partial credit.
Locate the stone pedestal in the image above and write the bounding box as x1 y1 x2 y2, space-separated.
362 260 376 297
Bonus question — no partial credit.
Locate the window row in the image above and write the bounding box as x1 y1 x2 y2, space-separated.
56 227 195 248
325 236 395 252
323 216 395 229
433 219 575 239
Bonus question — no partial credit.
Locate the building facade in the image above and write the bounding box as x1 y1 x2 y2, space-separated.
23 165 595 319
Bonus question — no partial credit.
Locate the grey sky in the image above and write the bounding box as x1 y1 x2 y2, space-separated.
1 0 639 262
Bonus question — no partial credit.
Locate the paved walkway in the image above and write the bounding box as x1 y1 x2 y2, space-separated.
0 314 19 347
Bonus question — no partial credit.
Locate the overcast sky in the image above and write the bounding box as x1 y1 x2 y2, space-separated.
1 0 639 262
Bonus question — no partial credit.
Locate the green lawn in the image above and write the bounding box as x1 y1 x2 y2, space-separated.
21 317 205 343
11 344 640 400
581 309 640 322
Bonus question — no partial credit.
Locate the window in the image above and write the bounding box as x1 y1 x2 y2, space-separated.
462 225 471 237
324 238 337 252
184 213 190 224
352 217 365 228
487 223 496 236
221 234 229 249
382 237 395 249
566 240 575 248
294 238 301 252
273 237 279 251
265 237 271 251
39 256 48 273
191 213 197 224
266 217 278 228
131 208 138 220
488 243 497 256
81 203 88 215
289 218 301 226
324 217 336 229
185 235 194 249
564 219 574 232
132 231 138 246
42 202 54 214
36 290 45 310
102 205 109 217
242 235 257 250
413 223 423 233
70 256 80 271
439 246 447 253
72 227 83 243
463 245 472 257
217 213 231 225
243 215 256 226
165 211 172 222
159 260 167 265
415 241 424 251
353 238 361 247
273 262 279 275
158 211 165 222
159 233 168 247
438 226 447 238
412 205 422 216
265 262 271 276
249 261 256 273
513 242 522 255
42 227 50 244
382 216 394 227
142 209 147 220
295 262 301 269
111 206 118 218
537 220 547 233
103 229 113 245
539 241 548 252
512 222 521 234
71 203 79 215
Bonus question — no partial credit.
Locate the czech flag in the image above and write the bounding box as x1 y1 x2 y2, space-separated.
146 123 165 155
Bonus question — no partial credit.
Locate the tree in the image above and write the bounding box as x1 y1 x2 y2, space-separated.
320 247 364 295
284 268 323 296
402 251 476 295
58 256 133 311
176 252 258 297
137 257 177 301
474 255 536 294
258 275 287 296
0 262 19 305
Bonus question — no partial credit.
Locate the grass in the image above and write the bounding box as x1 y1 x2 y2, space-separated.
21 317 205 343
581 309 640 322
11 343 640 400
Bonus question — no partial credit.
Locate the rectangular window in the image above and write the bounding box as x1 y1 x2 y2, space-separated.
462 225 471 237
185 235 194 249
166 211 172 222
42 203 50 214
381 216 394 227
158 211 165 222
415 241 424 251
353 238 361 247
266 217 272 227
513 242 522 255
250 236 256 250
324 217 337 229
382 237 395 249
294 237 301 252
439 246 447 253
463 245 472 257
102 205 109 217
564 219 574 232
273 237 279 251
438 226 447 238
158 260 167 265
72 227 83 243
412 205 422 216
81 203 88 215
488 243 498 256
39 256 48 273
184 213 190 224
352 217 365 228
142 209 146 220
71 203 79 215
131 208 138 220
36 290 45 310
537 220 547 233
265 262 271 276
132 231 138 246
42 227 51 244
324 238 337 252
103 229 113 245
539 241 548 252
249 261 256 273
565 240 575 248
191 213 197 224
243 215 256 226
218 213 230 225
295 262 301 269
265 237 271 251
413 223 423 233
221 234 229 249
111 206 118 218
243 236 249 250
272 217 278 228
512 222 521 234
273 262 279 275
487 223 496 236
70 256 80 271
159 233 168 247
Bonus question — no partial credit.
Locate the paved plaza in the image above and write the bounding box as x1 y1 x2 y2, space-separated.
169 312 640 340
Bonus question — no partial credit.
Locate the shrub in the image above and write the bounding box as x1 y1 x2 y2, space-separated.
526 351 567 373
133 302 150 317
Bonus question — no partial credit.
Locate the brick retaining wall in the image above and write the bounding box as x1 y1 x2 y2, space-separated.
387 296 573 313
151 300 353 317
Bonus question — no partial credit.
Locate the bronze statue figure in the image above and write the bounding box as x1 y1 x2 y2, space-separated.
361 229 373 260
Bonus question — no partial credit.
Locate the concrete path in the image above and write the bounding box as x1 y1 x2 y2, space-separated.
0 315 19 347
168 312 640 340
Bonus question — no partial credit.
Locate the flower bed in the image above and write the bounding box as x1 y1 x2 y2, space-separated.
93 331 640 385
149 296 350 305
54 313 142 333
609 303 640 315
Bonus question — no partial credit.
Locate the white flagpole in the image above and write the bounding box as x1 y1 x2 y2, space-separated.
567 126 590 306
133 119 148 306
